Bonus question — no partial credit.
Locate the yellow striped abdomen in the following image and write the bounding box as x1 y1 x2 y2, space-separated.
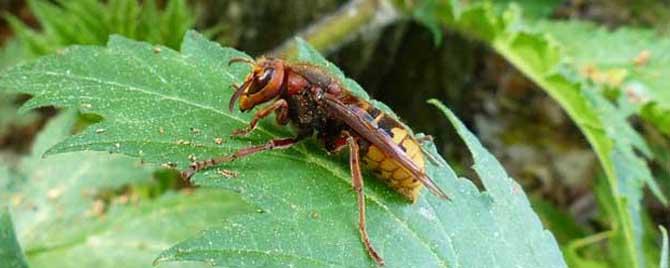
363 127 425 202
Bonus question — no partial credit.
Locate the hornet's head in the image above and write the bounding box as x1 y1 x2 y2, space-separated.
228 57 285 112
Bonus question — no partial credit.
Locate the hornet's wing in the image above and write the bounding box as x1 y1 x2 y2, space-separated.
323 94 450 200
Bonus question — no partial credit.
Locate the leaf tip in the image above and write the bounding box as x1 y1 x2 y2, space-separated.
152 256 166 267
42 142 69 158
426 98 453 119
153 249 178 267
184 29 203 40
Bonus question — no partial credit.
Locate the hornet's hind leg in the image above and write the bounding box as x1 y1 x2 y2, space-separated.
344 131 385 266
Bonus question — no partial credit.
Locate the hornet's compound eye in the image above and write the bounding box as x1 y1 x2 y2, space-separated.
248 68 274 94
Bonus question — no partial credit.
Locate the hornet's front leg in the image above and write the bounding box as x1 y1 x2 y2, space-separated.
181 136 300 180
232 99 288 137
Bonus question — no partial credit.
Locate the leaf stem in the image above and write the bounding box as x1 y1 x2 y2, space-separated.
567 230 614 251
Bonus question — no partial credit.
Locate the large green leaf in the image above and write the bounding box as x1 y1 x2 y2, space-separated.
408 1 667 267
0 31 565 267
0 111 247 267
0 208 28 268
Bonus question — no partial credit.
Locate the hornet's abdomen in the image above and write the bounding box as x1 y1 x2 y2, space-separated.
359 105 425 202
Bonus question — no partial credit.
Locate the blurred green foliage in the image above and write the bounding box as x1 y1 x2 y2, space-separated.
4 0 194 59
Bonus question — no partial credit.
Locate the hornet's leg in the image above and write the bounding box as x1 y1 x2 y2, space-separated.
415 134 433 144
232 99 288 137
275 101 290 125
345 132 385 266
415 134 446 167
181 137 298 180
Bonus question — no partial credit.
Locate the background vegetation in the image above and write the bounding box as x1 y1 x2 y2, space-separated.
0 0 668 267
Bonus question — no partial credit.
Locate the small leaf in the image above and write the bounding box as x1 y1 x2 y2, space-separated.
0 208 28 268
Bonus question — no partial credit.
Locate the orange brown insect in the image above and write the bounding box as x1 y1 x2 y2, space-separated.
182 57 450 266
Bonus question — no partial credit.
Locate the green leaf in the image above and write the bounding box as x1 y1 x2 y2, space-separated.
0 111 247 267
408 2 667 267
0 31 565 267
0 208 28 268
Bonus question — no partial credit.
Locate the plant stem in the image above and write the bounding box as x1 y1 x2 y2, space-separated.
271 0 399 57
